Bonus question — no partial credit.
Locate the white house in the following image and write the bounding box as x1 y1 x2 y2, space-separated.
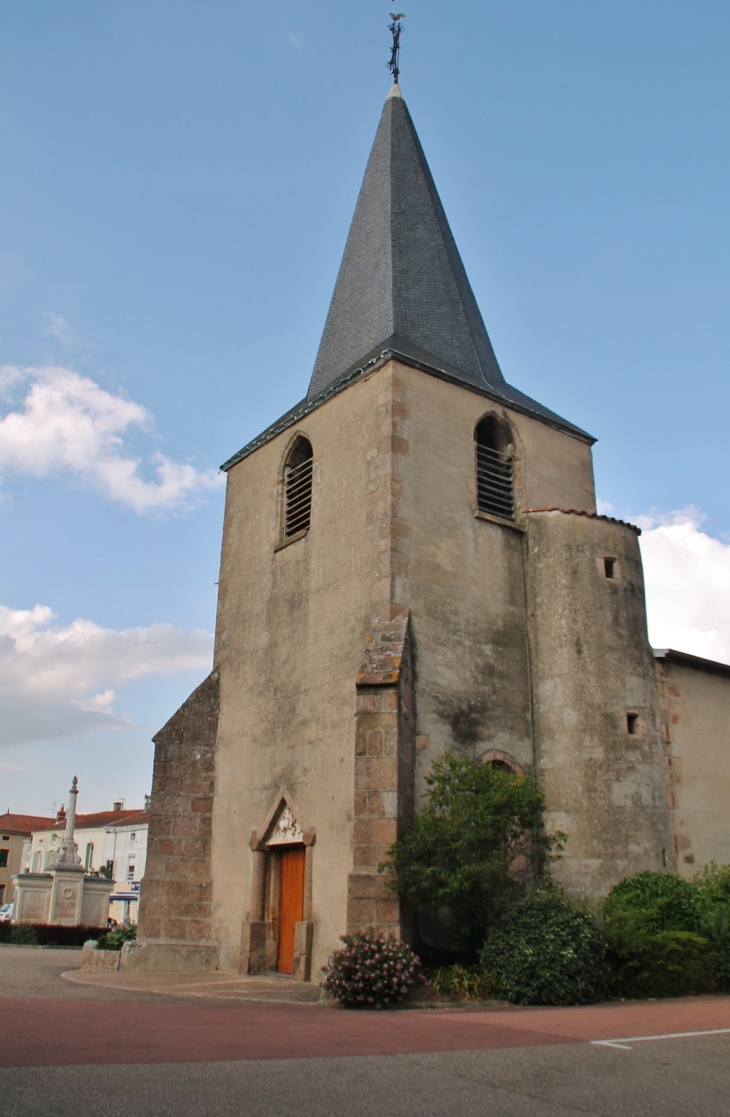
27 803 149 924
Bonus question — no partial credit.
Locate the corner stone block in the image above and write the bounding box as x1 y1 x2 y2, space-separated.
240 920 268 974
293 921 314 982
347 873 391 900
347 898 377 925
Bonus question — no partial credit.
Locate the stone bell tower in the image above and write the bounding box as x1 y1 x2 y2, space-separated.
131 84 670 978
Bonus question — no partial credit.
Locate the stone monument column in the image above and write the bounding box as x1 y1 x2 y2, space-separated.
54 777 84 872
50 776 87 925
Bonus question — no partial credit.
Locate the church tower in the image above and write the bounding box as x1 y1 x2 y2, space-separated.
131 84 671 979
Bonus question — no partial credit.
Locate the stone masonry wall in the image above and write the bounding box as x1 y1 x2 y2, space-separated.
347 614 416 939
138 671 219 946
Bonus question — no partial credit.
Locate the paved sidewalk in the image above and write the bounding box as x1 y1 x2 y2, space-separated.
62 967 324 1004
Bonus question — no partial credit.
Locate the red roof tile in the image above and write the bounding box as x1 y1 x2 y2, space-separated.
0 812 58 835
31 809 149 833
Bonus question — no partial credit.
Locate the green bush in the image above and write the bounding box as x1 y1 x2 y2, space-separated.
426 964 493 1001
479 884 609 1006
693 862 730 906
694 864 730 992
94 926 137 951
603 871 701 953
9 924 39 945
0 923 107 947
602 870 725 997
612 931 716 998
383 753 560 960
322 930 421 1008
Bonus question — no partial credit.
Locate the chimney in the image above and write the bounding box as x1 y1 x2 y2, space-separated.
56 804 67 824
113 801 123 812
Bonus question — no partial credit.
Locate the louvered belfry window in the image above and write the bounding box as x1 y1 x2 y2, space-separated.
283 436 313 538
475 416 515 521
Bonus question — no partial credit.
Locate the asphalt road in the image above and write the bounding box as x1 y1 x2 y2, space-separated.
2 946 729 1117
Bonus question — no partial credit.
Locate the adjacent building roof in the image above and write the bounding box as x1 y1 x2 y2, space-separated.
653 648 730 679
0 812 57 836
32 809 149 833
222 84 591 472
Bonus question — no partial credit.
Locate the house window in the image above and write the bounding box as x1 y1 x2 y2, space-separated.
84 842 94 870
0 850 8 868
627 713 638 735
604 557 616 579
127 862 136 881
283 436 313 539
129 833 136 843
0 885 5 903
475 415 515 521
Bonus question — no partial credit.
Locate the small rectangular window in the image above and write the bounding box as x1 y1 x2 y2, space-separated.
627 713 638 735
604 558 616 579
0 850 8 868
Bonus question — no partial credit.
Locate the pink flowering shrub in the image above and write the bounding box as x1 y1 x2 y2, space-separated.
322 929 421 1008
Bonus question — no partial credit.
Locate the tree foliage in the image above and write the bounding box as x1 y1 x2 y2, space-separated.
383 753 559 959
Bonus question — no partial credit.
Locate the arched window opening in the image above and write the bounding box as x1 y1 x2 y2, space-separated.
475 415 514 521
486 759 513 773
284 437 313 539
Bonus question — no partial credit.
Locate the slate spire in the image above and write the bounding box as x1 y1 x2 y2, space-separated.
223 84 591 474
308 84 506 401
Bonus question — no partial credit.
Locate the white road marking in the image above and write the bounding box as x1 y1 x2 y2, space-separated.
592 1027 730 1050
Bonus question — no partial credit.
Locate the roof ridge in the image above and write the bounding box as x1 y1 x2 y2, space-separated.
524 507 641 535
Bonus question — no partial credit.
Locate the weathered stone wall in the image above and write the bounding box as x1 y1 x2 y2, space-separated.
391 361 596 798
525 511 671 901
656 653 730 875
137 671 219 950
209 357 603 974
211 367 392 974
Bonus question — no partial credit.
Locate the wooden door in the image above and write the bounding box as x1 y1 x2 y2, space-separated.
277 846 305 974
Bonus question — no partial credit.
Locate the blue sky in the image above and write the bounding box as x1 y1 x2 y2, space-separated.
1 1 729 814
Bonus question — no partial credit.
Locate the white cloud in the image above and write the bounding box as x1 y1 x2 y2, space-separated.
0 364 224 513
0 604 214 747
596 498 614 515
639 508 730 666
42 312 88 351
286 28 304 50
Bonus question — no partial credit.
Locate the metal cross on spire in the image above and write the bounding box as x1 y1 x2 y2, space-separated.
388 11 405 84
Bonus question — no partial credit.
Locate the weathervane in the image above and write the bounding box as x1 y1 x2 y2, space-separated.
388 11 405 84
